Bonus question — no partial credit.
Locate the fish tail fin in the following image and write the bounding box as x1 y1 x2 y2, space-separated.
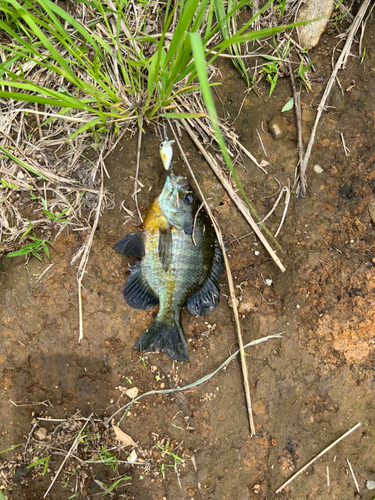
134 318 189 362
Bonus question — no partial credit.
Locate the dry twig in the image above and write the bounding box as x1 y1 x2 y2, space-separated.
288 61 306 194
299 0 372 195
134 115 144 223
275 422 361 494
346 458 360 493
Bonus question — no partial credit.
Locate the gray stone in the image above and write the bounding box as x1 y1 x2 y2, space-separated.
268 115 289 140
331 88 345 110
296 0 335 50
367 480 375 490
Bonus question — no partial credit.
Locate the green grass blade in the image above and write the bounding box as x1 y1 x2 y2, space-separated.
68 117 102 140
190 32 278 239
161 112 207 119
5 0 80 85
0 146 48 180
37 0 101 53
101 477 131 496
0 444 22 454
213 0 249 84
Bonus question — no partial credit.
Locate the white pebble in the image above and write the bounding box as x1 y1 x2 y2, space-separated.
314 165 324 174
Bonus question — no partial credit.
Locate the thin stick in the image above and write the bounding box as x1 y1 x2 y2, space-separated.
256 128 268 158
340 132 350 155
288 61 306 195
170 124 256 436
24 420 39 462
43 413 93 498
275 422 361 494
274 183 290 239
300 0 371 194
134 115 144 223
327 466 330 487
77 156 105 342
35 263 53 283
179 117 285 273
346 458 360 493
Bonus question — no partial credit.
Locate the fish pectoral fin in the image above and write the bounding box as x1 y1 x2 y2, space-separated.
186 238 224 316
134 317 189 362
113 232 145 258
123 261 159 310
158 227 172 271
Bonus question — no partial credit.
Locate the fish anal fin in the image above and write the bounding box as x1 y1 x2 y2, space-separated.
134 318 189 362
113 232 145 258
186 239 224 316
123 261 159 310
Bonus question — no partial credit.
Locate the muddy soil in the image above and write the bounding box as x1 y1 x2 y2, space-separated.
1 14 375 500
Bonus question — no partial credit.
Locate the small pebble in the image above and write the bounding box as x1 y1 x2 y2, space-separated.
35 427 48 440
253 484 261 494
126 387 139 399
367 480 375 490
314 165 324 174
268 115 289 140
17 171 25 179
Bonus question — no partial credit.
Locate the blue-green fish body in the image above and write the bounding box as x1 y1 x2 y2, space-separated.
113 174 224 361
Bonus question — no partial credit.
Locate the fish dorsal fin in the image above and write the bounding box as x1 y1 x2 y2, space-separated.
185 238 224 316
113 232 145 258
123 261 159 310
159 227 172 271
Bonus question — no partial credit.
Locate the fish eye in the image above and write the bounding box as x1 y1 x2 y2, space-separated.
184 193 194 205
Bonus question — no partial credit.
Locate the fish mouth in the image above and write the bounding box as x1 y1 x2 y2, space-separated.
169 174 189 189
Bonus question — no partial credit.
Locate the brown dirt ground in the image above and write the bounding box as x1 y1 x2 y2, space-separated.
1 13 375 500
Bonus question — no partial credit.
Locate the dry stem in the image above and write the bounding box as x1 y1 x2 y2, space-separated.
134 115 144 223
275 422 361 494
288 61 306 195
299 0 372 194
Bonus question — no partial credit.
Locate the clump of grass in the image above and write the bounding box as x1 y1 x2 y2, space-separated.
0 0 311 257
6 220 51 261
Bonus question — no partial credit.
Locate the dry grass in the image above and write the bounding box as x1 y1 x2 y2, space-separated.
0 0 311 253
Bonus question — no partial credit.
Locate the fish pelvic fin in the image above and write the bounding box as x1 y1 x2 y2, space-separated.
123 261 159 310
186 237 224 316
134 317 189 362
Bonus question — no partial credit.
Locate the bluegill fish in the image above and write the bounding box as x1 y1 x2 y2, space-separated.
113 174 224 362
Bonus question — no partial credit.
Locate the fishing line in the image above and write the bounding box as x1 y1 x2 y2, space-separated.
104 332 284 426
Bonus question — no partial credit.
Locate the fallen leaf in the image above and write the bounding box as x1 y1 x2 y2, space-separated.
125 387 139 399
111 421 136 447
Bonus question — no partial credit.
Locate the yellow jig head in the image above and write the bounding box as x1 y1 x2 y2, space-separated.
160 140 175 170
